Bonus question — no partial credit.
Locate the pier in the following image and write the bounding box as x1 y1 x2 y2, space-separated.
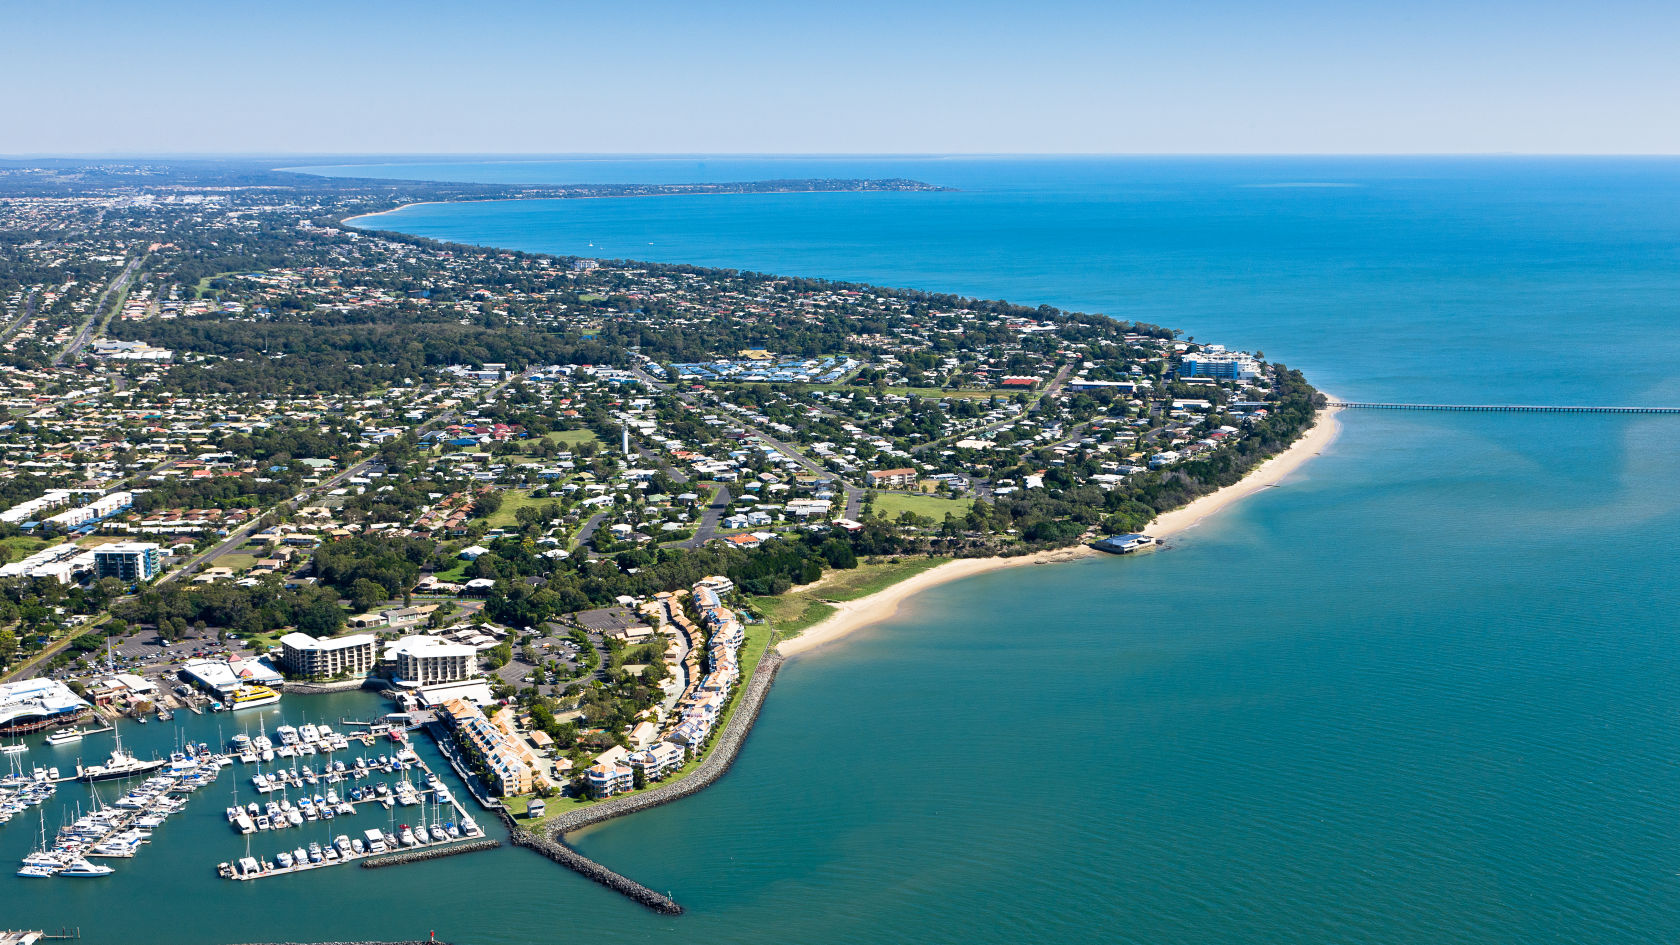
223 750 489 881
1326 402 1680 414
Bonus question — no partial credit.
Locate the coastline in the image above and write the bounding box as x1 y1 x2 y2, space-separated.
777 403 1342 659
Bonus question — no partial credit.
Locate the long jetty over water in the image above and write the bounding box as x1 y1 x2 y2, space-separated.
1327 402 1680 414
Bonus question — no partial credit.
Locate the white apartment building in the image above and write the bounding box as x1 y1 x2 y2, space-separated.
278 632 378 680
384 635 477 688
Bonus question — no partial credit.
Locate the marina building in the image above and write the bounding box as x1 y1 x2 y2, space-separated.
92 541 162 581
277 632 378 680
383 635 477 688
0 678 92 735
180 656 284 698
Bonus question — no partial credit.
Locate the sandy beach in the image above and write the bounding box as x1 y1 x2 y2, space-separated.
778 404 1343 658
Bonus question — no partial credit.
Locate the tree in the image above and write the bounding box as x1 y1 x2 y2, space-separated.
0 628 15 667
349 578 388 614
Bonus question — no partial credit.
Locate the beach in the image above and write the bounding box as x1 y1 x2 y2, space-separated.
778 404 1342 658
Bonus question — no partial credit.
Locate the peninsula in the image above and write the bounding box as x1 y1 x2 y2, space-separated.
0 158 1327 905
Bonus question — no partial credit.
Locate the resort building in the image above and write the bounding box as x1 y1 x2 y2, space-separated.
438 698 545 797
383 635 477 688
92 541 162 581
627 742 685 782
277 632 378 680
1180 351 1261 380
584 761 636 798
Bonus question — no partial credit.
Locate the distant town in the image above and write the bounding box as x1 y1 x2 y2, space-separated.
0 159 1319 827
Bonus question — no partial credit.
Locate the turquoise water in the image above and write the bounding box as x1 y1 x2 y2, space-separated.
11 158 1680 943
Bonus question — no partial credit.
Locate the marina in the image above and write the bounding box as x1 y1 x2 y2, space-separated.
0 692 499 897
219 728 489 881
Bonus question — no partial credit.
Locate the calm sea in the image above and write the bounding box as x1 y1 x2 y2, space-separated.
9 158 1680 943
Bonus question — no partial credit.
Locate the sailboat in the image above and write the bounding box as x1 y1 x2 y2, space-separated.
18 811 63 877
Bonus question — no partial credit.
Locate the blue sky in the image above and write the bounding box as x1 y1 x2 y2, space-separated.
6 0 1677 154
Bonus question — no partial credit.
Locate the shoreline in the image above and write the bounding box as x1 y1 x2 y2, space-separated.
777 403 1342 658
341 185 937 229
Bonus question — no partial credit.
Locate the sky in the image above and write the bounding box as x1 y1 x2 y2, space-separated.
5 0 1678 155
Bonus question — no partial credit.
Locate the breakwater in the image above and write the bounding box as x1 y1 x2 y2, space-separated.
549 643 785 835
507 821 683 915
506 641 788 915
361 838 501 868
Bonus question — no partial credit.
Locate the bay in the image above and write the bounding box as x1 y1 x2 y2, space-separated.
8 157 1676 944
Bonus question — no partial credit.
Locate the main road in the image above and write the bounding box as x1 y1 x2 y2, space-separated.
55 254 143 366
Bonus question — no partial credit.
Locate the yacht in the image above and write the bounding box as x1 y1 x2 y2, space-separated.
76 734 167 783
45 727 87 746
60 857 115 877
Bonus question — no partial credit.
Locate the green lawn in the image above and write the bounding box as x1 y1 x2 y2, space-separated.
544 429 600 447
749 555 949 638
871 492 973 521
215 553 258 571
479 489 552 529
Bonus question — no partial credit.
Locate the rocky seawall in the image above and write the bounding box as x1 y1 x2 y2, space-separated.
360 838 501 868
506 822 683 915
548 644 785 835
505 642 787 915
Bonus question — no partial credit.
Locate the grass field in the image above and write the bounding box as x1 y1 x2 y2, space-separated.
871 492 973 521
0 535 54 559
478 489 553 529
749 555 949 637
543 429 600 447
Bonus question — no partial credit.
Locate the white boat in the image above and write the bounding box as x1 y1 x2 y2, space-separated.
0 742 25 755
60 857 115 877
76 733 168 783
45 727 87 746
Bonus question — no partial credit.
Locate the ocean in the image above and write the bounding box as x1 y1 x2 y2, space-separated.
9 157 1680 943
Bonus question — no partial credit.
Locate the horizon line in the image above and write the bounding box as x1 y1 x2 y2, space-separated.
6 151 1680 162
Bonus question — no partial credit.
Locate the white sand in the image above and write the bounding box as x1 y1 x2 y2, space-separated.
777 405 1343 659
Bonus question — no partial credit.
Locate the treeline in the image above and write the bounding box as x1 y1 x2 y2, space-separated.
132 474 297 513
111 308 623 394
110 578 346 640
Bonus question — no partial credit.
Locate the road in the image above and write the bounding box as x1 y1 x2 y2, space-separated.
910 361 1073 456
56 255 142 366
667 485 731 549
570 511 608 551
630 365 866 524
0 288 39 344
165 370 530 584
